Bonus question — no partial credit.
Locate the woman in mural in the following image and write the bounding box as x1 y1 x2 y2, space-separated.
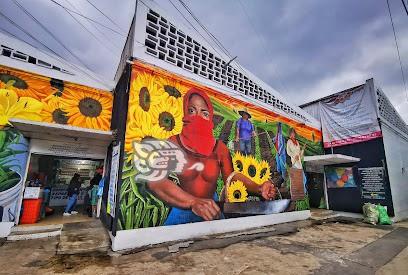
286 128 306 170
147 88 276 225
286 128 307 192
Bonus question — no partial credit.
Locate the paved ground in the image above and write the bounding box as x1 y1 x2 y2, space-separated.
0 219 407 274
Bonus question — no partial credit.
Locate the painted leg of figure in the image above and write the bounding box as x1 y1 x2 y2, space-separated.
239 139 247 155
245 139 252 155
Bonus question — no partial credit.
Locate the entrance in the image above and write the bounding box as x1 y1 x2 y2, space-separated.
306 172 325 209
19 154 104 226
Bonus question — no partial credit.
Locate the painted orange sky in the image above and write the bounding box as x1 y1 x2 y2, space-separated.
132 61 322 142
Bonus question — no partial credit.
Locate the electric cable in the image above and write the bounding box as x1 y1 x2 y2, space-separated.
386 0 408 100
85 0 127 33
49 0 126 36
401 0 408 16
12 0 94 71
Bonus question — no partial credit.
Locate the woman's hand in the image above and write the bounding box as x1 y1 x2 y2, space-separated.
190 198 221 221
259 181 276 200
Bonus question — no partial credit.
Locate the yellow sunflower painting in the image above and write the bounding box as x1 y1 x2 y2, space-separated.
0 69 52 100
60 88 112 131
227 180 248 203
40 95 68 125
156 76 187 111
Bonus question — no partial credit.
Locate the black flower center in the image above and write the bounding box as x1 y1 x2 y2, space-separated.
233 190 241 199
248 165 257 178
139 87 150 112
159 112 175 131
52 108 68 124
78 97 102 117
164 85 181 98
0 74 27 89
235 160 243 172
260 168 268 178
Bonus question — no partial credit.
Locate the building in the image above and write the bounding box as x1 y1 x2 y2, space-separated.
2 1 325 251
105 1 324 251
0 31 114 237
301 78 408 222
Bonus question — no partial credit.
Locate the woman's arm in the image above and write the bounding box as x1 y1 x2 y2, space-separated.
147 179 220 221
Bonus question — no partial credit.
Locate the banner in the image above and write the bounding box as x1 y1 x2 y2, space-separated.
317 84 381 148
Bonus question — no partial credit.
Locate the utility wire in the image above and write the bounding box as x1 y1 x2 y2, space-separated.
49 0 126 36
175 0 247 73
0 11 111 89
401 0 408 15
12 0 93 71
237 0 289 94
165 0 227 60
386 0 408 100
85 0 127 33
64 0 121 53
177 0 233 59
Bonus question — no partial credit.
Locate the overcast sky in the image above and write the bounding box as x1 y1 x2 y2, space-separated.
1 0 408 122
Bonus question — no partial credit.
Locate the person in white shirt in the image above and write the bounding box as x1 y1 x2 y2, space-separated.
286 128 306 169
286 128 307 193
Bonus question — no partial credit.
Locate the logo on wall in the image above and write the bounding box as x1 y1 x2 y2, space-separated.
132 139 187 182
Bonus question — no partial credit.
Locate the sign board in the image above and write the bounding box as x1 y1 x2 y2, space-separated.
358 167 386 200
313 83 382 148
107 143 121 217
49 188 86 206
289 168 305 200
30 139 107 159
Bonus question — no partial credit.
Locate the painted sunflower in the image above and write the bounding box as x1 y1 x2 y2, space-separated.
0 70 52 100
60 88 112 131
129 72 164 113
258 160 271 183
156 76 187 111
232 151 245 173
40 95 68 124
227 180 248 203
0 83 43 127
150 98 183 139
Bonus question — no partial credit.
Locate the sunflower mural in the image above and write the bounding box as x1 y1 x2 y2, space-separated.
0 65 112 131
118 62 324 230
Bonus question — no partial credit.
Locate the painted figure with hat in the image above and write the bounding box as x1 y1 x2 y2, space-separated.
235 108 256 155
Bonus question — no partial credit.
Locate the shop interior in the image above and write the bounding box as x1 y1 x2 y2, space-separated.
19 154 104 226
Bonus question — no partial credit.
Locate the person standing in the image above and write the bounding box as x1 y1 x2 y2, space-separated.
286 128 306 169
235 108 256 155
286 128 307 192
63 173 81 216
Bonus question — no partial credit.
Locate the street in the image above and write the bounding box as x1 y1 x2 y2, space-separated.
0 217 407 274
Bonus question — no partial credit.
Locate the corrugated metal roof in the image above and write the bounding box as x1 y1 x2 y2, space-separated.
0 32 114 91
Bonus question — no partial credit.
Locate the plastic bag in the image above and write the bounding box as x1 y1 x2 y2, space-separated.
362 203 378 225
377 204 392 225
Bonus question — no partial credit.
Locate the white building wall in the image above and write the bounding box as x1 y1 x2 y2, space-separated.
381 122 408 221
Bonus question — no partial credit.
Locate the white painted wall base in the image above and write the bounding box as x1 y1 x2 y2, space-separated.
0 222 14 238
111 210 310 252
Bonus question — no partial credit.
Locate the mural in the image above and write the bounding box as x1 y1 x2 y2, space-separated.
0 65 112 131
0 127 28 223
118 62 323 230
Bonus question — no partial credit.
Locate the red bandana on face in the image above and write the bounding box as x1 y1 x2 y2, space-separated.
180 89 215 156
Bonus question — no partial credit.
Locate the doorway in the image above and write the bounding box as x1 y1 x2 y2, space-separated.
19 154 104 226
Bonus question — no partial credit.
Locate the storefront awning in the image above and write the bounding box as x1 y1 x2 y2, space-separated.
304 154 360 166
10 118 113 146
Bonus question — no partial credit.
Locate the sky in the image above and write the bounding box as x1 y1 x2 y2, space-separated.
1 0 408 122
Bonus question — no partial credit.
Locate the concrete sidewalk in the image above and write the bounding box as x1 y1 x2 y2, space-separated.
0 218 407 274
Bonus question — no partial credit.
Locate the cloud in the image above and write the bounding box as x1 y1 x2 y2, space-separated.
1 0 407 123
